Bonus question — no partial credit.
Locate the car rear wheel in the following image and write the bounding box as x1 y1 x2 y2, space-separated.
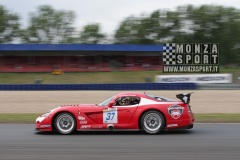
141 110 165 134
54 112 76 135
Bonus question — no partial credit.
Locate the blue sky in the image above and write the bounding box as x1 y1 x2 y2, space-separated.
1 0 240 34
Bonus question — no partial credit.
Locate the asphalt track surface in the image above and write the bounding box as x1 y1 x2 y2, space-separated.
0 124 240 160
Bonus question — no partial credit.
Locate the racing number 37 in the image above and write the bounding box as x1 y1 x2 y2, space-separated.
106 112 115 120
103 108 118 123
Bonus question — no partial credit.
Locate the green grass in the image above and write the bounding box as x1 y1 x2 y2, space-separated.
0 71 160 84
1 113 240 123
195 114 240 123
0 67 239 84
0 113 40 124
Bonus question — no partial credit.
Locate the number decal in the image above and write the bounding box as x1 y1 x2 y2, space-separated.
111 112 115 120
106 112 115 120
103 108 118 123
106 113 111 120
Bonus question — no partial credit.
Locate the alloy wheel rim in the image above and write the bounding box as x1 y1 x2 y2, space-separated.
143 113 162 132
56 114 74 133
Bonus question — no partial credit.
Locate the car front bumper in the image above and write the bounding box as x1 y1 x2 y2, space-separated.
35 116 53 131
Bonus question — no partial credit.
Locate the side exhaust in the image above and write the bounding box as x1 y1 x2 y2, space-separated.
107 124 114 130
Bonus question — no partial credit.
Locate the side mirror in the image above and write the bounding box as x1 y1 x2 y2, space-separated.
108 101 115 108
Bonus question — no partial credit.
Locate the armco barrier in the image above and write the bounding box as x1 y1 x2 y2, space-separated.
0 83 197 90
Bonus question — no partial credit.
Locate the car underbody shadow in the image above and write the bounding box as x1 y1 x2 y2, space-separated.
34 129 194 136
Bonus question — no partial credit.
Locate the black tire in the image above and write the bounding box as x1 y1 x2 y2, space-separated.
140 110 165 134
54 112 76 135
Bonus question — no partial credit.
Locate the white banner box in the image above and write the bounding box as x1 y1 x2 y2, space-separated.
155 74 232 83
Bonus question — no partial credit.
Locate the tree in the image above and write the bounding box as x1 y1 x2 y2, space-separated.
143 10 181 44
114 16 156 44
0 5 20 43
173 5 240 64
114 10 180 44
79 24 105 44
114 5 240 64
21 5 76 43
114 16 145 44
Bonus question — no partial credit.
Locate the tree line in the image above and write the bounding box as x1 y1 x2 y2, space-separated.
0 4 240 64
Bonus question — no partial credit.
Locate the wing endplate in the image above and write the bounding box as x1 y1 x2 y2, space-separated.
176 92 193 104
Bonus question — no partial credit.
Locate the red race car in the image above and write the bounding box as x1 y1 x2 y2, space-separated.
36 92 194 134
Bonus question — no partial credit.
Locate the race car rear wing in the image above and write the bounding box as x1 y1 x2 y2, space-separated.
176 92 193 104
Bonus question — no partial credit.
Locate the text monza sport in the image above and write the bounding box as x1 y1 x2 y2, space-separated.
175 44 218 65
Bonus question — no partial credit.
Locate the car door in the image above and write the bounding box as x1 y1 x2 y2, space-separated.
97 96 140 124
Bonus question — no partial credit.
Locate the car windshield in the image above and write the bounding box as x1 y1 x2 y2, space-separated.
98 96 114 106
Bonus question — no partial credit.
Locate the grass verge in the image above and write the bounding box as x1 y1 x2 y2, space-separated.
0 67 239 84
0 113 40 124
0 113 240 124
195 114 240 123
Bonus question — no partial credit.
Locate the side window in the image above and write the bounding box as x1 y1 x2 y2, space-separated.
115 96 140 106
131 96 140 105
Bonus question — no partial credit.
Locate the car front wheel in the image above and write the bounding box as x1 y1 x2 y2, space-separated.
141 110 165 134
54 112 76 134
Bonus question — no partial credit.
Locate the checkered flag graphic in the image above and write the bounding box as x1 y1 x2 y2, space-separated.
163 43 176 65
